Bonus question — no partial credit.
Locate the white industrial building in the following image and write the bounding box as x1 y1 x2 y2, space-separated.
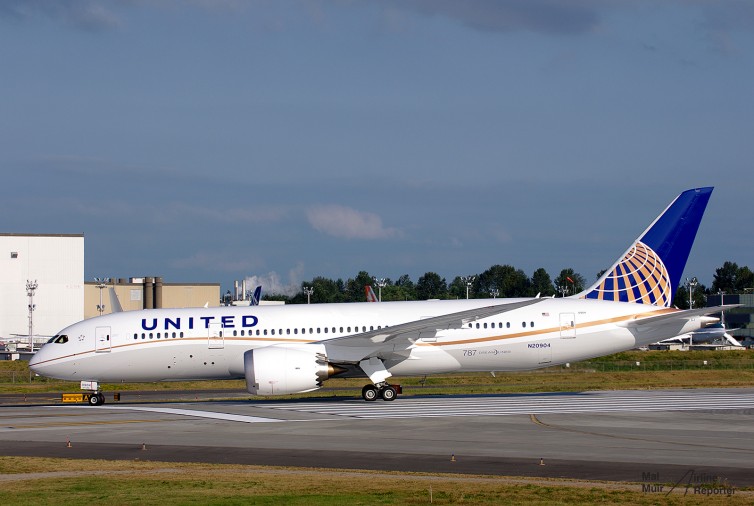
0 233 84 348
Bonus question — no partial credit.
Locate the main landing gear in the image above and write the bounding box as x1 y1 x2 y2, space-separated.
361 383 401 402
358 357 401 401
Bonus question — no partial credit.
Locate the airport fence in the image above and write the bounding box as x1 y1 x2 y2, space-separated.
554 359 754 373
0 371 36 383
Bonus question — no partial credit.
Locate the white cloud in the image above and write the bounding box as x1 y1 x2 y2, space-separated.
306 205 401 240
244 263 305 297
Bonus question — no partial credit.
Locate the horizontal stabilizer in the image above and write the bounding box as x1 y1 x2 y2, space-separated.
620 305 741 331
724 334 743 347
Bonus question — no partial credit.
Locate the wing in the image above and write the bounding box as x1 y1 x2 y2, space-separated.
321 298 544 363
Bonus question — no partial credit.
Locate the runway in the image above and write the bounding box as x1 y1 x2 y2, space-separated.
2 388 753 486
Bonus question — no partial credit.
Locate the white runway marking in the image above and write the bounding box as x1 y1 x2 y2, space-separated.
49 405 284 423
256 390 754 420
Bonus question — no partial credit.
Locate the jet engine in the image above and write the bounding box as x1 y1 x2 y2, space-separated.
244 344 344 396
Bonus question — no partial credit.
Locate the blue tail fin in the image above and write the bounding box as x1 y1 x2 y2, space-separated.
251 286 262 306
579 187 713 307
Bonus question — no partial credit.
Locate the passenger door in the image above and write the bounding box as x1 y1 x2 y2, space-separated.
559 313 576 339
95 326 111 353
208 322 224 349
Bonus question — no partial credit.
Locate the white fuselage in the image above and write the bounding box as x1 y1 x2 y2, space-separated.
29 297 704 384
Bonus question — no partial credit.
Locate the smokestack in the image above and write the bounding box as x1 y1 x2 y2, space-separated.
144 277 154 309
154 277 163 309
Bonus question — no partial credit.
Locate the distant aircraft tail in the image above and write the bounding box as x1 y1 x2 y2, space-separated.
365 285 379 302
108 287 123 313
250 286 262 306
578 187 713 307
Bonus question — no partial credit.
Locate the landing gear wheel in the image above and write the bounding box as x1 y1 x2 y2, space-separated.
362 385 378 402
380 385 397 401
88 393 105 406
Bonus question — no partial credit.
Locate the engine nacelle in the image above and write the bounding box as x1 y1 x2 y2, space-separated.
244 344 340 396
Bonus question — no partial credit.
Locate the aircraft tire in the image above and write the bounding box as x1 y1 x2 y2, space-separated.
362 385 378 402
88 393 103 406
380 385 397 401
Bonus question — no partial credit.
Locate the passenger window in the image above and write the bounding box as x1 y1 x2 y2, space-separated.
530 321 534 327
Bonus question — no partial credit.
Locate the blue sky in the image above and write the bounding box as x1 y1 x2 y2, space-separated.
2 1 752 295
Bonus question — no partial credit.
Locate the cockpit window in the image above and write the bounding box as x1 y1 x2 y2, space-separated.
48 335 68 344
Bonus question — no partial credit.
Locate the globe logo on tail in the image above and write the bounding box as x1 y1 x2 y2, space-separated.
581 241 672 307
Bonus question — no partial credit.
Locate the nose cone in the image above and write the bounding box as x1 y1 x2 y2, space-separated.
28 346 50 375
29 343 74 380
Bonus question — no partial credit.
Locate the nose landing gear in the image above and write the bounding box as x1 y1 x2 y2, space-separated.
87 392 106 406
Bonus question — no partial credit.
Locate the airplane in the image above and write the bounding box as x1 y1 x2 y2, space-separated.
658 323 743 347
30 187 730 406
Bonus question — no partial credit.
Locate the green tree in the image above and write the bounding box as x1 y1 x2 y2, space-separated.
294 276 345 304
345 271 374 302
554 269 586 297
712 261 754 293
393 274 416 301
530 267 555 297
674 282 708 309
448 276 471 299
416 272 447 300
477 265 530 298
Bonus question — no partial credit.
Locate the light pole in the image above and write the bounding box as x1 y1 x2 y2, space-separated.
461 276 475 299
94 277 109 316
718 290 726 328
490 288 499 299
303 286 314 304
555 284 569 298
26 280 38 352
686 277 698 309
373 277 387 302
